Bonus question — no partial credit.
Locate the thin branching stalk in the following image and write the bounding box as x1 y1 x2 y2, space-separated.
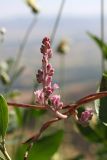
0 140 11 160
24 143 33 160
15 16 38 68
7 102 47 110
50 0 66 44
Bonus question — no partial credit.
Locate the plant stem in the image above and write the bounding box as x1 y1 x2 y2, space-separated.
50 0 66 44
0 140 11 160
24 143 33 160
7 102 47 110
101 0 105 76
15 15 38 68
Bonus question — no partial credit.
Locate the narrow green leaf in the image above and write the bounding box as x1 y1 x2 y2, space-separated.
0 95 8 138
88 32 107 59
99 97 107 124
99 76 107 125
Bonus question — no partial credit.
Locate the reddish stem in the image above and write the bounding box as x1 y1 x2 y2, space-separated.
7 102 47 110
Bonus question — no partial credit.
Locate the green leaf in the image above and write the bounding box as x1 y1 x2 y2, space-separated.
14 107 23 126
99 97 107 124
77 124 102 143
103 72 107 79
29 130 64 160
99 76 107 125
94 120 107 140
5 90 21 99
96 146 107 160
88 32 107 59
0 71 10 85
70 154 84 160
0 95 8 138
15 130 64 160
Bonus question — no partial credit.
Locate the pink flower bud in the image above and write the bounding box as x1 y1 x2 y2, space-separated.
45 76 52 86
53 83 59 89
50 95 63 110
34 90 44 104
40 45 48 55
36 69 43 83
42 37 50 44
47 49 52 58
78 108 93 127
47 64 52 71
48 69 54 76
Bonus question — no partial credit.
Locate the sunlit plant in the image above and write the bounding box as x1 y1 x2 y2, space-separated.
0 37 107 160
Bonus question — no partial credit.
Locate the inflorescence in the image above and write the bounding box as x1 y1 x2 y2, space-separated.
34 37 93 125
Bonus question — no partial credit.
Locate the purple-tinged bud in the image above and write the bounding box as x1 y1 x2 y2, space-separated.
36 69 43 83
38 69 43 74
47 64 52 71
45 76 52 86
53 83 59 89
43 41 50 49
42 37 50 45
47 64 54 76
48 69 54 76
78 108 93 127
40 45 48 55
50 95 63 110
47 49 52 58
34 90 44 104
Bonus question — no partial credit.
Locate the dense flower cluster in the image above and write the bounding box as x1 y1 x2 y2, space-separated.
34 37 63 111
34 37 94 122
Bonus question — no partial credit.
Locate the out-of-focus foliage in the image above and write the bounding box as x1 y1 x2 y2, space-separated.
88 32 107 125
56 39 70 55
0 95 8 138
26 0 40 14
14 130 64 160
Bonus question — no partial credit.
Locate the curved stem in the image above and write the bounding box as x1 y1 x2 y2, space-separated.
0 140 11 160
101 0 104 44
50 0 66 44
101 0 105 76
7 102 47 110
15 16 38 67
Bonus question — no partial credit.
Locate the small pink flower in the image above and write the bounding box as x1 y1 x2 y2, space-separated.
42 37 50 46
53 83 59 89
34 90 44 104
36 69 43 83
50 95 63 110
45 76 52 86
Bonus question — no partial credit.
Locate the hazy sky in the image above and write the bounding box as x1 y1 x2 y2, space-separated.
0 0 107 19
